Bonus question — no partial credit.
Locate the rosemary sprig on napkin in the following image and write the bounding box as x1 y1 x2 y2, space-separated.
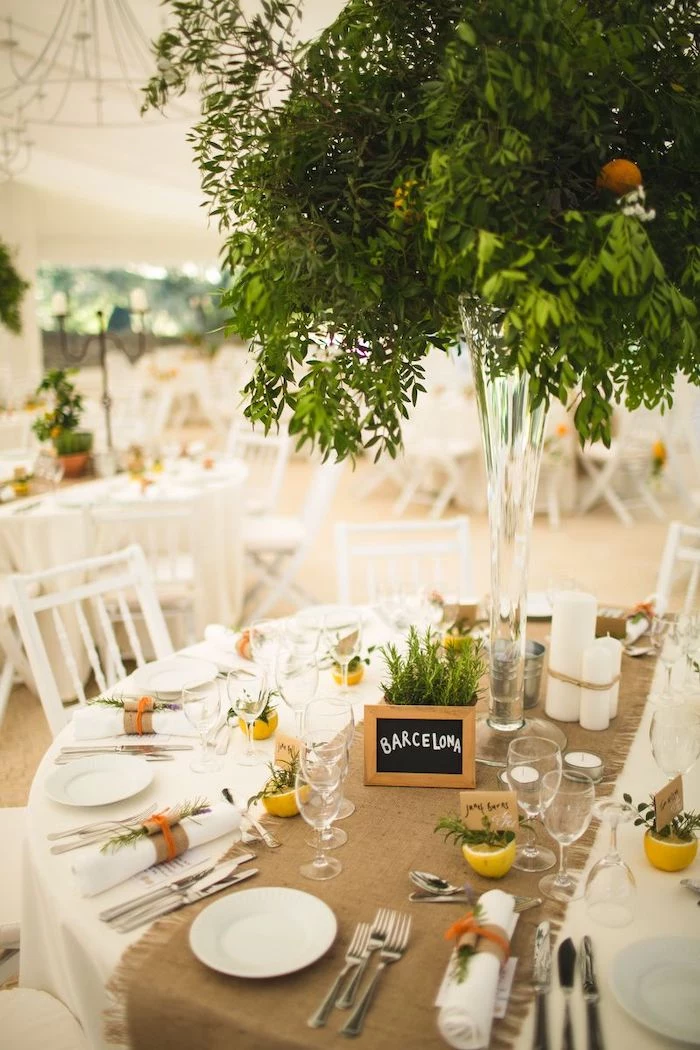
99 798 210 853
89 695 181 712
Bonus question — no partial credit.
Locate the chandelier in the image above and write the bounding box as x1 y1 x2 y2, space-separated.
0 0 191 180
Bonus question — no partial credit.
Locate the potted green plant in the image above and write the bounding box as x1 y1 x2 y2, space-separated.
31 369 93 477
381 628 486 709
0 239 29 335
624 792 700 872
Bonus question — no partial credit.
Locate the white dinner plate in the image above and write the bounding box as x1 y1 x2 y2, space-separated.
526 592 553 619
128 656 219 697
189 886 337 978
295 604 367 632
611 937 700 1045
44 754 153 807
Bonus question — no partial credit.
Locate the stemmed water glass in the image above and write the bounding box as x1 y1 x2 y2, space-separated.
324 609 362 693
505 737 562 871
539 770 595 902
304 697 355 819
584 798 637 927
649 704 700 781
299 724 349 849
226 670 268 766
295 763 344 881
275 637 319 737
181 680 223 773
249 619 282 673
650 616 683 699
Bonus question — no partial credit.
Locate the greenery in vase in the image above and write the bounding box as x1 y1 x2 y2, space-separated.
380 627 485 706
145 0 698 459
31 369 92 454
0 239 29 335
623 792 700 842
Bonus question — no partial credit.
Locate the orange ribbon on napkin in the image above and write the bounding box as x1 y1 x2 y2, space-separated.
445 912 511 966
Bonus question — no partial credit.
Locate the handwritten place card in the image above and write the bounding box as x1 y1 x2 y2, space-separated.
274 732 301 766
459 790 519 832
654 774 683 833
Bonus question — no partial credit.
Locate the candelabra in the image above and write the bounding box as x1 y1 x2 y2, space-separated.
51 291 148 452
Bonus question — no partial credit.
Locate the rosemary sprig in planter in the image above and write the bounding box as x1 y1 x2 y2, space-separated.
380 628 485 707
99 799 210 853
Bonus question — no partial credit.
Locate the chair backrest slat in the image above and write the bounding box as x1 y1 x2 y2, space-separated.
51 606 88 706
92 594 127 682
75 600 108 695
655 521 700 614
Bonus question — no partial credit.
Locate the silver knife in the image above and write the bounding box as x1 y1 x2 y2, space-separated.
408 891 541 912
60 744 194 753
114 867 259 933
581 936 605 1050
99 852 256 923
532 921 551 1050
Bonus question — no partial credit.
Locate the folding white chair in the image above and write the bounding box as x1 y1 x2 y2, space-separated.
7 545 173 737
226 425 292 515
243 458 346 620
334 517 475 605
655 521 700 615
0 579 36 728
0 806 24 983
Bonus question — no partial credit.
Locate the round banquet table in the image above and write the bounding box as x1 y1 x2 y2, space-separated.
18 616 700 1050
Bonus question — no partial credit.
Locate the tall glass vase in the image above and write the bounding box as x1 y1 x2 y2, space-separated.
460 302 566 765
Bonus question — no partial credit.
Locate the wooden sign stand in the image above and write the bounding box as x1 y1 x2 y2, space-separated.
363 704 476 788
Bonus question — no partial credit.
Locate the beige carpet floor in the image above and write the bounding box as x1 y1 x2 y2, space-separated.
0 452 688 807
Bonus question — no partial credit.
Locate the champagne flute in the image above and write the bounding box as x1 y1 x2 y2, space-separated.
324 609 361 694
649 705 700 781
295 768 344 880
300 726 349 849
304 697 355 818
650 616 682 699
505 737 562 871
226 670 267 766
539 770 595 902
181 680 223 773
584 798 637 927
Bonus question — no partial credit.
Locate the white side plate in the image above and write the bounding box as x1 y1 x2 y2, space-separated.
611 937 700 1045
128 656 219 697
44 754 154 807
189 886 337 978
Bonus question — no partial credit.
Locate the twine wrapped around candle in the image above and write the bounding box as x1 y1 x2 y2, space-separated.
547 667 620 691
123 696 155 735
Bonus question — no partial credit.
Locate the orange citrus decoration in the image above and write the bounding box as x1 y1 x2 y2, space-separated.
238 710 278 740
235 628 253 660
643 830 698 872
332 663 364 686
596 159 643 195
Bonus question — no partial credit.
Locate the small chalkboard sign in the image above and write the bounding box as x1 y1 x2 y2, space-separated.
363 704 476 788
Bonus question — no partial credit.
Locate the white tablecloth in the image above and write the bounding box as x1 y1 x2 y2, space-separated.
18 617 700 1050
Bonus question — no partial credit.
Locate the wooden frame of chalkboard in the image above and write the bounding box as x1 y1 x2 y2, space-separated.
363 704 476 788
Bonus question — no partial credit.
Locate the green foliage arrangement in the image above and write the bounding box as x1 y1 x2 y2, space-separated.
31 369 93 455
248 752 300 807
380 627 485 707
623 792 700 842
435 813 517 849
145 0 699 459
0 239 29 335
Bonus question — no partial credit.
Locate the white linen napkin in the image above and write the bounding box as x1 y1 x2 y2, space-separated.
436 889 516 1050
72 802 242 896
72 705 195 740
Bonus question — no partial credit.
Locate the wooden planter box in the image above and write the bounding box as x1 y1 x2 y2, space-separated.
363 703 476 788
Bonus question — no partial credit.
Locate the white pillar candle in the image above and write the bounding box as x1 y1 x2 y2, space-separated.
596 635 622 718
580 641 612 731
545 590 597 722
129 287 148 312
51 291 68 316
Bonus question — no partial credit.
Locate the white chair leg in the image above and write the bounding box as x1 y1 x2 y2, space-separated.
0 658 15 727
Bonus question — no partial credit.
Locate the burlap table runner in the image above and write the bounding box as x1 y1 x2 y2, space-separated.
109 634 655 1050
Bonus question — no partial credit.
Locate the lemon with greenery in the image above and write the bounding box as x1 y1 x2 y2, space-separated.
248 753 301 817
436 813 518 878
624 792 700 872
228 689 279 740
146 0 699 460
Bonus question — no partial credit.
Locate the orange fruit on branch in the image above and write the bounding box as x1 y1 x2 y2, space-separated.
596 159 643 195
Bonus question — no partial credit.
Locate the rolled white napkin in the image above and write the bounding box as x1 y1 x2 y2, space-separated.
72 705 195 740
437 889 516 1050
73 801 242 897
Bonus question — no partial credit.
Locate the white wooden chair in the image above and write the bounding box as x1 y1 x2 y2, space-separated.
0 807 24 983
0 989 89 1050
334 517 475 605
655 521 700 615
0 581 36 729
243 458 346 620
226 425 292 515
7 545 173 737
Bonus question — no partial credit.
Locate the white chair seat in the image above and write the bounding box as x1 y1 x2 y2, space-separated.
0 989 89 1050
243 516 305 554
0 807 24 953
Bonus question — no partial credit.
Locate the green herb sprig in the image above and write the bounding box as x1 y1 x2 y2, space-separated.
247 753 300 808
623 792 700 842
381 628 485 707
227 687 279 726
89 695 179 712
435 813 517 850
99 798 210 853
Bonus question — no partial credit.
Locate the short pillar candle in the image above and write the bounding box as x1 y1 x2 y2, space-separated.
596 635 623 718
545 590 597 722
579 641 612 731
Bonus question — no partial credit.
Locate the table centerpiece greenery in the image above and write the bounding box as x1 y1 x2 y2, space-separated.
0 238 29 336
624 791 700 872
145 0 699 459
380 627 485 707
31 368 93 473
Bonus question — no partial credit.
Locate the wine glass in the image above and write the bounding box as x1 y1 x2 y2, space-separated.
275 639 319 737
649 705 700 781
650 616 683 699
539 770 595 902
584 798 637 927
181 680 223 773
249 619 282 673
299 725 349 849
324 609 362 693
505 737 562 871
226 670 268 766
304 697 355 819
295 768 344 880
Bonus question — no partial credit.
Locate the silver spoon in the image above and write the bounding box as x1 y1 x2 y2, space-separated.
409 870 474 897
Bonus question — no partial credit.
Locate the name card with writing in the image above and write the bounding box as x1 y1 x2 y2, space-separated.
363 704 475 788
654 774 684 833
459 790 519 833
274 732 301 766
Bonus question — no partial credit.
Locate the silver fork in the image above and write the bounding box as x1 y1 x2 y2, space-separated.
307 924 370 1029
336 908 394 1009
47 803 159 841
341 914 412 1038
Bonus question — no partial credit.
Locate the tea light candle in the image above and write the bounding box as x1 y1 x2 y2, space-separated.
596 635 623 718
563 750 604 782
579 640 612 731
545 590 597 722
509 764 539 784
